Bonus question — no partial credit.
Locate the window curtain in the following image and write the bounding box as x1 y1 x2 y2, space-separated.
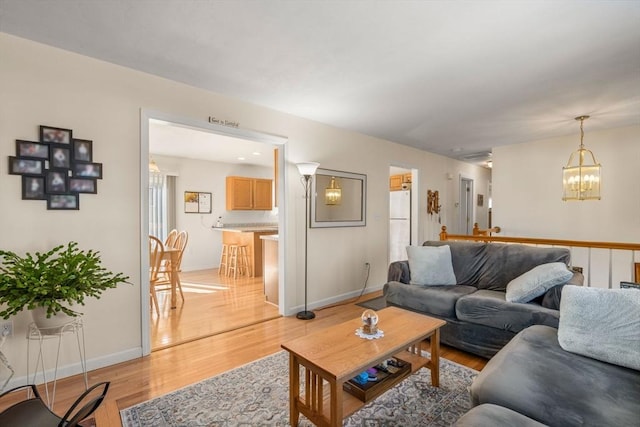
149 172 167 242
149 173 177 243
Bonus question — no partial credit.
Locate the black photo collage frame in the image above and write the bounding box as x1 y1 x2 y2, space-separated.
8 125 103 210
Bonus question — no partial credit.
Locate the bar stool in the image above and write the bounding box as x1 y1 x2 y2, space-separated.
238 245 251 277
218 243 229 276
227 245 251 278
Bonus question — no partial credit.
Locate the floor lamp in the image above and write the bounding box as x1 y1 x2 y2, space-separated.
296 161 320 320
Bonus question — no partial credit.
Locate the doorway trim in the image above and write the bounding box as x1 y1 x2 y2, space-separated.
140 109 288 356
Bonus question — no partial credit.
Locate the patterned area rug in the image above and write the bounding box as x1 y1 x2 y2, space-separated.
121 351 477 426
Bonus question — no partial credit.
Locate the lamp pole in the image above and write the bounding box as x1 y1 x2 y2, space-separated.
295 162 319 320
297 173 314 320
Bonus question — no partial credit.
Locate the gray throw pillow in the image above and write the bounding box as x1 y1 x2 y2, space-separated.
407 245 456 285
505 262 573 303
558 286 640 370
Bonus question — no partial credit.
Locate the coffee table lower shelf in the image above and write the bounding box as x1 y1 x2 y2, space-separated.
296 349 431 424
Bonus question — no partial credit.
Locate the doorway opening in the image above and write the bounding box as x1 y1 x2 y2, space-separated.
389 166 418 264
141 110 287 355
459 177 474 235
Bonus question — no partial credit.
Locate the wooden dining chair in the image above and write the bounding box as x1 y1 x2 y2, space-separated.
164 229 178 248
157 230 188 301
148 235 165 314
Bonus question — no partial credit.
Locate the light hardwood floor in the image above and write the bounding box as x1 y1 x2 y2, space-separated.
1 270 487 426
151 268 281 350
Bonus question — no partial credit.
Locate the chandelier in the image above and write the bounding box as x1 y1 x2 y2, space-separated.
325 176 342 205
562 116 601 201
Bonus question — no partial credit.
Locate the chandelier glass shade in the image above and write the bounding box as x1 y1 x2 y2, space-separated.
149 156 160 173
325 176 341 205
562 116 601 201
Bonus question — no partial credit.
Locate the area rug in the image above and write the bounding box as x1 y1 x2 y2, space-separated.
121 351 477 426
356 295 388 311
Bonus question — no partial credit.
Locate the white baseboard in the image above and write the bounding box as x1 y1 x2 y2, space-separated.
285 285 384 316
4 346 142 390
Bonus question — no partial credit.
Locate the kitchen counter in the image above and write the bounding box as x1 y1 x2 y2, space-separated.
217 225 277 277
259 234 279 241
213 224 278 233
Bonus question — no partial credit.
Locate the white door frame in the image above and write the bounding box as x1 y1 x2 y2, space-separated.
140 109 288 356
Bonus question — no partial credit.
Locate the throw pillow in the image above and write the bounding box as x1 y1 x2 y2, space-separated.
407 245 456 286
558 286 640 370
505 262 573 303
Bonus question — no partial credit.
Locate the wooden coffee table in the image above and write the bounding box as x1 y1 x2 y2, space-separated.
281 306 446 427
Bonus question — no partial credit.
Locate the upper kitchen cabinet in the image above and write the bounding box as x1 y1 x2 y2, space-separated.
226 176 273 210
389 173 412 191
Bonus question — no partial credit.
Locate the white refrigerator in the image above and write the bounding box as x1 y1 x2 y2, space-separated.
389 190 411 263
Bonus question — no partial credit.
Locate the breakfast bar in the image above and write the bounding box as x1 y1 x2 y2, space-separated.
213 224 277 277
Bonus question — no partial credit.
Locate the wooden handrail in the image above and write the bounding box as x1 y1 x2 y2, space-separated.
472 222 501 236
439 225 640 251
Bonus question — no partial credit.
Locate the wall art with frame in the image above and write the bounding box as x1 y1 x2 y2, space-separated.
7 125 103 210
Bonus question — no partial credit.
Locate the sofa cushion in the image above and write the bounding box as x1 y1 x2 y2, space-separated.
454 404 548 427
470 325 640 427
456 290 559 333
383 281 476 318
424 241 487 286
478 244 571 291
407 245 456 285
423 241 571 291
505 262 573 303
558 286 640 370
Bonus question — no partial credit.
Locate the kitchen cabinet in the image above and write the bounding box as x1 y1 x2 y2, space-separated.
389 173 412 191
389 175 403 191
226 176 273 210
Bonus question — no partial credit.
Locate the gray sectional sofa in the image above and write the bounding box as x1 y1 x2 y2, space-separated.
455 276 640 426
383 240 583 358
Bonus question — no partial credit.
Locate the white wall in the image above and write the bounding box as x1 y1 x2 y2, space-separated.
153 154 277 271
493 125 640 242
0 33 489 382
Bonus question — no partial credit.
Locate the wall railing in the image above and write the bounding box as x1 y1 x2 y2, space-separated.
439 225 640 289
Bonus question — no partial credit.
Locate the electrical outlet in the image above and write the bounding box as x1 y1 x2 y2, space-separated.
1 320 13 337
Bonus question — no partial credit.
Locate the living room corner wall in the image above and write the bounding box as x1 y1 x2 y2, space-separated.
0 32 489 381
492 125 640 243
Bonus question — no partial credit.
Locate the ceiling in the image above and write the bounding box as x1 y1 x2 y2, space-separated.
1 1 639 166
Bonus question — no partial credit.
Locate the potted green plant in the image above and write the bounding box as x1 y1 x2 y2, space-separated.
0 242 130 329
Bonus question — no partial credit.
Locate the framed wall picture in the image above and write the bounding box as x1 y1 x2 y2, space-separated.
311 168 367 228
51 145 71 169
8 157 44 175
72 162 102 179
8 125 103 211
46 171 68 194
47 194 79 210
16 140 49 159
40 125 72 144
184 191 212 213
22 175 46 200
73 139 93 162
69 178 97 194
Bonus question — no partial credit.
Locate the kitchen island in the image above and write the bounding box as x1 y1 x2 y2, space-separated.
213 224 277 277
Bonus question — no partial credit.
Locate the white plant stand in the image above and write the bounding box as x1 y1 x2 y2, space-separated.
26 318 88 409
